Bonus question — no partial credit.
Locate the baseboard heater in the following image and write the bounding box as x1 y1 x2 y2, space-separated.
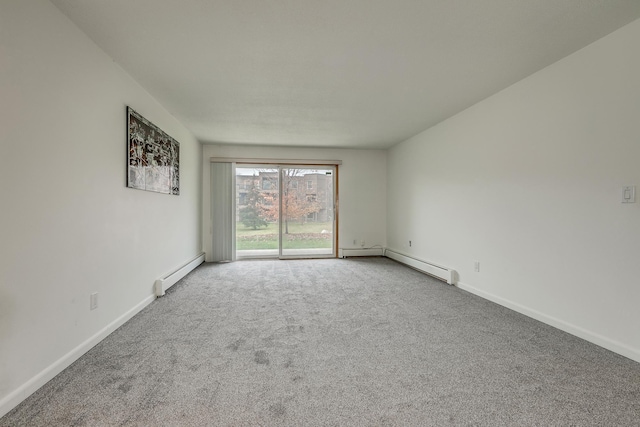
384 249 456 285
154 253 205 297
339 248 384 258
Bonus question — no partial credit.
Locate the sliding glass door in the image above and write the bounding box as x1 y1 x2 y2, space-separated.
235 166 279 258
280 167 335 258
234 165 336 259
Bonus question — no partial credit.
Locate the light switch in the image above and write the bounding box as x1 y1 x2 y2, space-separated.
621 186 636 203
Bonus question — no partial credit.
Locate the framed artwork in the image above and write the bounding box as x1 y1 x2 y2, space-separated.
127 106 180 195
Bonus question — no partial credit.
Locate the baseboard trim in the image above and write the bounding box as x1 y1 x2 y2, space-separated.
0 295 156 418
339 248 384 258
1 253 206 417
457 281 640 364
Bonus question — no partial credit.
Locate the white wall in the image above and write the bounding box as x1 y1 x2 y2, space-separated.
202 144 387 260
0 1 202 415
388 18 640 362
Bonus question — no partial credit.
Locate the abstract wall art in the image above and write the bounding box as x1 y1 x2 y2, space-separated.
127 107 179 195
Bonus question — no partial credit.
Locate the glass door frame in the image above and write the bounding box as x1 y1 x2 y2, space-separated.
235 163 280 259
277 165 337 260
234 162 338 260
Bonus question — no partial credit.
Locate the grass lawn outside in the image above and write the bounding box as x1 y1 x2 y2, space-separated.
236 221 333 236
236 221 333 250
236 239 332 250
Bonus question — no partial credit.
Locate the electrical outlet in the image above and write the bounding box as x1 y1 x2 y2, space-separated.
90 293 98 310
360 240 365 247
409 240 412 247
474 261 480 272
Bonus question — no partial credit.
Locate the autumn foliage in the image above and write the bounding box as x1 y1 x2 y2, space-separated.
241 170 321 233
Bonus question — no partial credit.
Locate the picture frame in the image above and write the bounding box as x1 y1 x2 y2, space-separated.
127 106 179 195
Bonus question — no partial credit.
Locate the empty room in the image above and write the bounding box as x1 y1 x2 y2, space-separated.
1 0 639 425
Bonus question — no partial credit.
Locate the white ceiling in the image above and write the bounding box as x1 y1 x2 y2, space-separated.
50 0 640 149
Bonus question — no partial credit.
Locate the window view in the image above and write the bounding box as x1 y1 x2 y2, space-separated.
235 166 335 258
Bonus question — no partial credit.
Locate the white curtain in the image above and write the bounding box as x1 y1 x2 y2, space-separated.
210 162 235 262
